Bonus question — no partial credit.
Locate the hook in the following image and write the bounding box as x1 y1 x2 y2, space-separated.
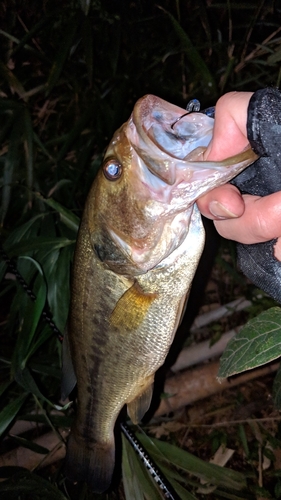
171 98 201 129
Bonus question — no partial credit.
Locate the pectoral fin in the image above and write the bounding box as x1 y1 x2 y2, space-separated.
110 282 157 331
61 327 77 400
127 379 154 424
176 292 189 330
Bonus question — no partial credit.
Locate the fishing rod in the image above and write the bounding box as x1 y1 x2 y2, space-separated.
0 242 180 500
121 422 180 500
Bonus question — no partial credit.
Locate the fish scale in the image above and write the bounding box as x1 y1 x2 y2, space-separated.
62 94 257 493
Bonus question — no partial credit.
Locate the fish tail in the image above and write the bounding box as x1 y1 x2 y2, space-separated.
65 432 115 493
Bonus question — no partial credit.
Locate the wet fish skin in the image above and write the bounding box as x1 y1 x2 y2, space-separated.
62 95 257 492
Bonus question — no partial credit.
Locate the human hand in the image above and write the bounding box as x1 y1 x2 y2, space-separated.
197 91 281 260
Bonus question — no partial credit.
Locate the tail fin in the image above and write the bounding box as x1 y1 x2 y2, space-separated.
65 432 115 493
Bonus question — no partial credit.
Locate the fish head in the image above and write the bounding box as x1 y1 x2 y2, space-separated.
88 95 257 274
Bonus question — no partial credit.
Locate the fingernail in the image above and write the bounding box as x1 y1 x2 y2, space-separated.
209 201 239 219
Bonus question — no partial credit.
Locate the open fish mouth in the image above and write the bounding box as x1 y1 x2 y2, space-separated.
126 95 258 203
103 95 258 272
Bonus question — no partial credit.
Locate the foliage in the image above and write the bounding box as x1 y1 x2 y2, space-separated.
1 0 281 498
219 307 281 378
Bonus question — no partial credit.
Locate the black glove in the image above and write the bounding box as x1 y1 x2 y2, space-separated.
231 87 281 303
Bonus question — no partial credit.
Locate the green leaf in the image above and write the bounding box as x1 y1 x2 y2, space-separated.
6 237 75 256
33 131 54 160
14 367 54 406
46 18 78 96
11 266 47 371
158 7 217 97
170 481 198 500
20 413 73 428
22 107 34 198
0 470 67 499
238 424 249 458
268 46 281 65
273 363 281 409
137 433 247 491
0 259 8 284
80 0 91 16
15 368 64 410
3 215 43 249
82 17 93 84
8 435 50 455
1 108 24 224
11 14 52 57
56 105 94 161
0 380 12 398
218 307 281 378
0 61 26 99
45 245 72 333
122 434 163 500
0 393 28 437
22 325 54 363
34 193 79 233
29 360 61 379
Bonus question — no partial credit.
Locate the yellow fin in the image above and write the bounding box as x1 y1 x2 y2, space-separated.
127 382 154 424
110 282 157 331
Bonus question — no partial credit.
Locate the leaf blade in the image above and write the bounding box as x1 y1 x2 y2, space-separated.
218 307 281 378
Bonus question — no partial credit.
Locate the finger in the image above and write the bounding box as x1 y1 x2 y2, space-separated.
204 92 253 161
214 192 281 244
274 239 281 261
197 184 245 220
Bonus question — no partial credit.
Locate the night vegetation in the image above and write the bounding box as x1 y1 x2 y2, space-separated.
1 1 281 498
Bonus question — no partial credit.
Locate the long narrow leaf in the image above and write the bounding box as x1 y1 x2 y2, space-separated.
0 393 28 437
159 7 217 97
0 61 26 99
82 17 93 84
45 18 77 95
46 246 72 333
11 15 52 57
14 368 57 407
6 237 75 256
0 381 12 398
11 260 47 371
0 470 67 499
34 193 79 233
122 434 163 500
3 215 43 249
56 106 94 162
8 435 50 455
137 433 247 491
1 109 24 225
23 107 34 199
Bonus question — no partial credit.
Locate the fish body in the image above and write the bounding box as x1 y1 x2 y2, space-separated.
62 95 257 492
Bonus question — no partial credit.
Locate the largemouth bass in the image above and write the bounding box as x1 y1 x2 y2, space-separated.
62 95 257 492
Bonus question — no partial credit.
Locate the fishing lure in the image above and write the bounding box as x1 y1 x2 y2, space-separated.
171 98 215 129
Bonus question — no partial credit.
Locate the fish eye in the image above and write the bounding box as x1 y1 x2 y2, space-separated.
102 158 123 181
